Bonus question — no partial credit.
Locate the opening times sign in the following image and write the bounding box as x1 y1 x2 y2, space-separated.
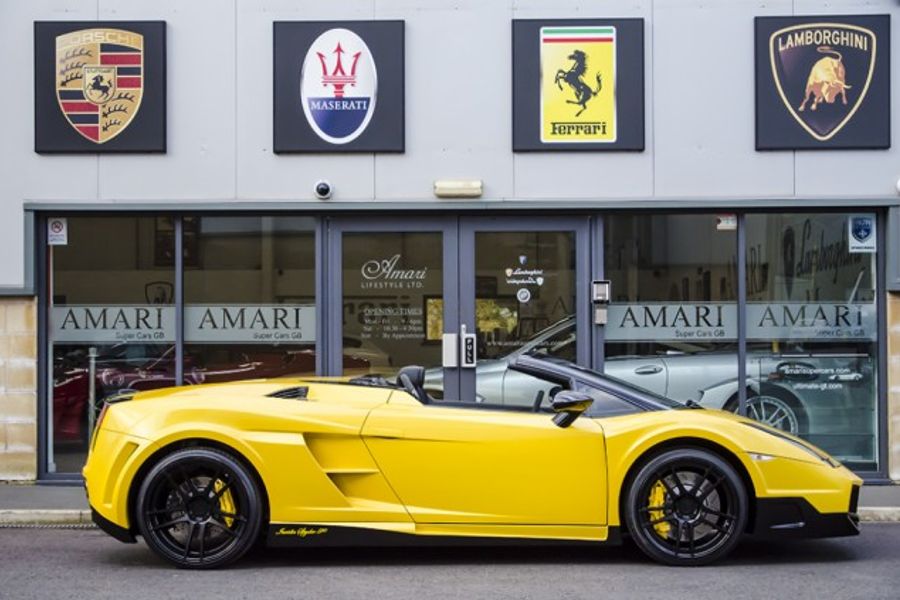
605 302 876 342
51 305 316 344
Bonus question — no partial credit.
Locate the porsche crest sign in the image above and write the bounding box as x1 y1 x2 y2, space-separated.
35 21 166 153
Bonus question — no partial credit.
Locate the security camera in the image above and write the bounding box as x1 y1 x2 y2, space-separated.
314 180 333 200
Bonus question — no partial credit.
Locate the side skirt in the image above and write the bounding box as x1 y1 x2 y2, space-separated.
267 523 621 548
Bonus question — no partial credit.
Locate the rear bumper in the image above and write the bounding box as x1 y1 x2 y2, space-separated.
90 506 137 544
751 486 861 539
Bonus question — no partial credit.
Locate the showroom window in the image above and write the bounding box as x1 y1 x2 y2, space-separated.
48 216 175 474
603 214 738 402
183 216 317 385
745 213 879 470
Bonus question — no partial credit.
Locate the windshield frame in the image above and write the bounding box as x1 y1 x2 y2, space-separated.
511 352 686 411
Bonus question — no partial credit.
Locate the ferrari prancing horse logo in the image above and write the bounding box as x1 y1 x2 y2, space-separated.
55 28 144 144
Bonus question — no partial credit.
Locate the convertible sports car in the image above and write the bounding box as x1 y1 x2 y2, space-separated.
83 354 862 569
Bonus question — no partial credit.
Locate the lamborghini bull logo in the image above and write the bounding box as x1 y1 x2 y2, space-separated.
770 23 875 141
554 50 602 117
798 46 850 112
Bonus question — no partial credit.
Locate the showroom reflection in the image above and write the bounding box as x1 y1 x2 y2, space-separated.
45 212 881 475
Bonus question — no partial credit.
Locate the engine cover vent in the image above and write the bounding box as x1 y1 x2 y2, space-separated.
267 386 309 400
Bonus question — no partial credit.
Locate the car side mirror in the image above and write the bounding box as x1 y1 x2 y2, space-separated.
550 391 593 428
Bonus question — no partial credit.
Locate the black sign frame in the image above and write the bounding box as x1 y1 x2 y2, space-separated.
512 18 645 152
273 20 405 154
34 21 167 153
755 15 891 150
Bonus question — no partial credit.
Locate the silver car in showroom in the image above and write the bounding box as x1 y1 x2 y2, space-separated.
426 316 874 462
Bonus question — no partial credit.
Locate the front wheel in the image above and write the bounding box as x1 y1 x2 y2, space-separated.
135 447 263 569
624 448 748 566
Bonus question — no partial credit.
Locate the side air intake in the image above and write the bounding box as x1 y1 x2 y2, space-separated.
267 386 309 400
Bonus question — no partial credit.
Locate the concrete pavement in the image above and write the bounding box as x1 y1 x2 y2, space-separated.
2 525 899 599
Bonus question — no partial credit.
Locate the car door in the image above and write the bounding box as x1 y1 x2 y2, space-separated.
362 392 607 525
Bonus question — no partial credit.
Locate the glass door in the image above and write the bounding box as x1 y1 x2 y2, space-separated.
327 218 460 399
457 217 591 407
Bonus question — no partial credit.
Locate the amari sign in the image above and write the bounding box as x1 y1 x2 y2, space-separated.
185 305 315 344
51 305 315 344
606 302 876 342
52 305 175 343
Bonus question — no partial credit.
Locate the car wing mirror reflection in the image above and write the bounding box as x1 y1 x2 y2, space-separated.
550 391 593 428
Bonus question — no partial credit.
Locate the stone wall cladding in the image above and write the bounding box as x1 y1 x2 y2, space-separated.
888 293 900 481
0 298 37 480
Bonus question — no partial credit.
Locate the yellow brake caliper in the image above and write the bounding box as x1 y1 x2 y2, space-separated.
214 479 236 528
648 481 670 537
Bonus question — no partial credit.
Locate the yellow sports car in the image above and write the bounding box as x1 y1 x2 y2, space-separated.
83 354 862 569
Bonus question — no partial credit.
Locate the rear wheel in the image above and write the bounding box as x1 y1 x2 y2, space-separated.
624 448 748 566
135 447 263 569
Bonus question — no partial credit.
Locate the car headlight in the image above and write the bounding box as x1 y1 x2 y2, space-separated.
743 422 840 467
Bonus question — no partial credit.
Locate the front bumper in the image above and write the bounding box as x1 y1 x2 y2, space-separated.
751 485 861 539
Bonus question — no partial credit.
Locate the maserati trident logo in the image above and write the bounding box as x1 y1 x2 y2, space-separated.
769 23 876 141
55 28 144 143
301 28 377 144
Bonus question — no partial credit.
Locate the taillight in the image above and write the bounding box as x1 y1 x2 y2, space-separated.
89 402 109 452
90 391 136 451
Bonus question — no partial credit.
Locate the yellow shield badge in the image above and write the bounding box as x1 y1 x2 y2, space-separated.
541 26 616 143
769 23 876 142
55 28 144 144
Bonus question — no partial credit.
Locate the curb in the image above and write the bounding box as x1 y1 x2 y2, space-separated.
0 509 92 526
0 507 898 527
859 507 900 522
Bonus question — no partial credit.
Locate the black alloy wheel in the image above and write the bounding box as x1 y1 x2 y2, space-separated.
135 447 263 569
624 448 748 566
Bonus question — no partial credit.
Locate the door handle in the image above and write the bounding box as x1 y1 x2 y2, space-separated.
634 365 663 375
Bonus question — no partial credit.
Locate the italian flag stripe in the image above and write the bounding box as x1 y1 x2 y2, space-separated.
542 37 613 43
541 27 615 35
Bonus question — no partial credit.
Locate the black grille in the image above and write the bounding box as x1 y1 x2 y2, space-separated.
849 485 860 513
267 386 309 400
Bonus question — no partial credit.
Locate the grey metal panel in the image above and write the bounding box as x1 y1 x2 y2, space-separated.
792 0 899 197
237 0 376 201
888 206 900 291
174 217 184 386
591 216 604 372
22 196 900 213
653 0 795 197
373 0 514 199
0 1 99 289
737 213 747 416
95 0 234 200
0 211 36 297
512 1 652 197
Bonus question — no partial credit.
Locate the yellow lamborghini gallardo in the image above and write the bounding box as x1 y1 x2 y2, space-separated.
83 354 862 569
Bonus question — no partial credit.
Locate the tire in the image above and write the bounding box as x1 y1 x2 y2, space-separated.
726 387 806 435
135 447 263 569
624 447 748 566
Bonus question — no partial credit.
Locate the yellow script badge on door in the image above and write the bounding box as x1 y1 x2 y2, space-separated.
540 26 616 143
